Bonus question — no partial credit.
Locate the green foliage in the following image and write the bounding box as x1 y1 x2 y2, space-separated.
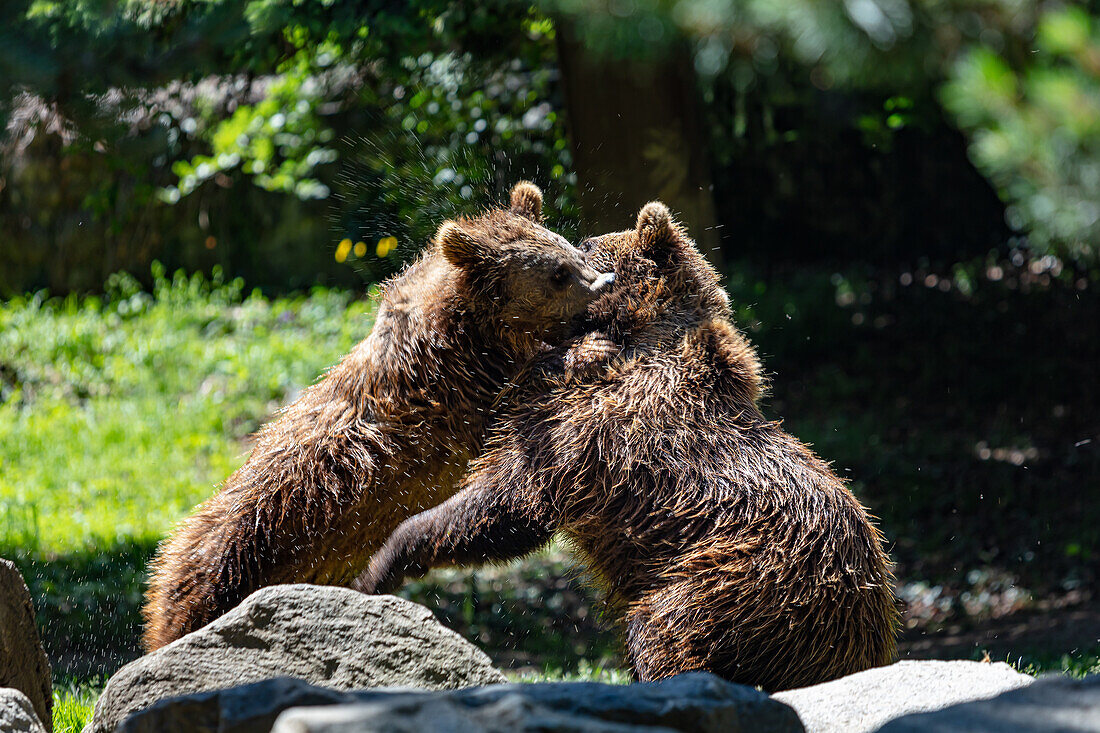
2 0 527 112
165 15 576 280
7 0 1100 269
1 0 574 293
554 0 935 87
942 6 1100 258
553 0 1100 259
331 41 578 283
52 679 101 733
164 42 341 203
552 0 996 88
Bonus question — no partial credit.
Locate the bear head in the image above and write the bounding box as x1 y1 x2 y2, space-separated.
437 181 615 342
575 201 730 342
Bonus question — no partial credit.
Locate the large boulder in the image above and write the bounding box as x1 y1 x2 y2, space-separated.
88 585 505 733
119 672 802 733
773 660 1034 733
878 673 1100 732
0 559 52 731
0 688 48 733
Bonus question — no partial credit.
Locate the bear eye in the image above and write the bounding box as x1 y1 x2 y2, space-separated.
551 265 571 289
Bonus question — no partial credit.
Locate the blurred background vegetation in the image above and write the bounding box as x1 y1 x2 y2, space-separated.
2 0 1099 726
7 0 1100 294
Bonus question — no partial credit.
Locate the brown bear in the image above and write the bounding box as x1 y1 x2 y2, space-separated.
142 182 615 651
354 201 901 692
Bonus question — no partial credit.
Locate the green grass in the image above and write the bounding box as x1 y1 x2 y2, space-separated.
52 678 103 733
1 267 375 673
0 269 374 554
507 659 633 684
1009 647 1100 678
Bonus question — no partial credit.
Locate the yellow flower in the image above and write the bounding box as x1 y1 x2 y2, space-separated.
335 238 352 263
377 236 398 258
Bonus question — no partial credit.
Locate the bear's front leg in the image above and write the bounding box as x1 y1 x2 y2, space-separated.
353 472 559 594
351 512 434 594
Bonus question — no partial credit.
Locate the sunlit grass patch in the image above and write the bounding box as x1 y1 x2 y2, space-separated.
52 677 104 733
509 659 631 684
0 270 374 553
1 269 374 674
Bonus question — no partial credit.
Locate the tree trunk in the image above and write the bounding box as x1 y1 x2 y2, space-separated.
555 23 721 264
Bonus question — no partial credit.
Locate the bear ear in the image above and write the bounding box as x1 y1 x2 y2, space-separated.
509 180 543 222
437 220 485 270
635 201 678 255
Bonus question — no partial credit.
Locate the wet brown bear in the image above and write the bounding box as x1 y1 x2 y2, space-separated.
355 202 900 692
142 182 615 651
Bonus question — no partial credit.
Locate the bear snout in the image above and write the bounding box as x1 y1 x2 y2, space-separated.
594 270 620 288
589 272 615 293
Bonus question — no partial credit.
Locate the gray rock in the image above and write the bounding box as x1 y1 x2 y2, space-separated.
773 660 1034 733
117 672 802 733
271 672 804 733
115 678 350 733
273 698 663 733
0 559 52 731
0 688 48 733
88 585 505 733
877 673 1100 732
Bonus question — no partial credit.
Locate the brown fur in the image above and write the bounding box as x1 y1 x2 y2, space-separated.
356 202 901 692
142 182 614 651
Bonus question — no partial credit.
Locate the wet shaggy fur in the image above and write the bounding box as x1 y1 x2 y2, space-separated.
142 182 614 651
356 202 901 692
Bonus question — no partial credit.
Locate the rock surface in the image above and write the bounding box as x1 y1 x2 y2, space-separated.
773 660 1034 733
115 678 349 733
878 673 1100 732
0 558 52 731
117 673 803 733
88 585 505 733
0 687 48 733
270 673 802 733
